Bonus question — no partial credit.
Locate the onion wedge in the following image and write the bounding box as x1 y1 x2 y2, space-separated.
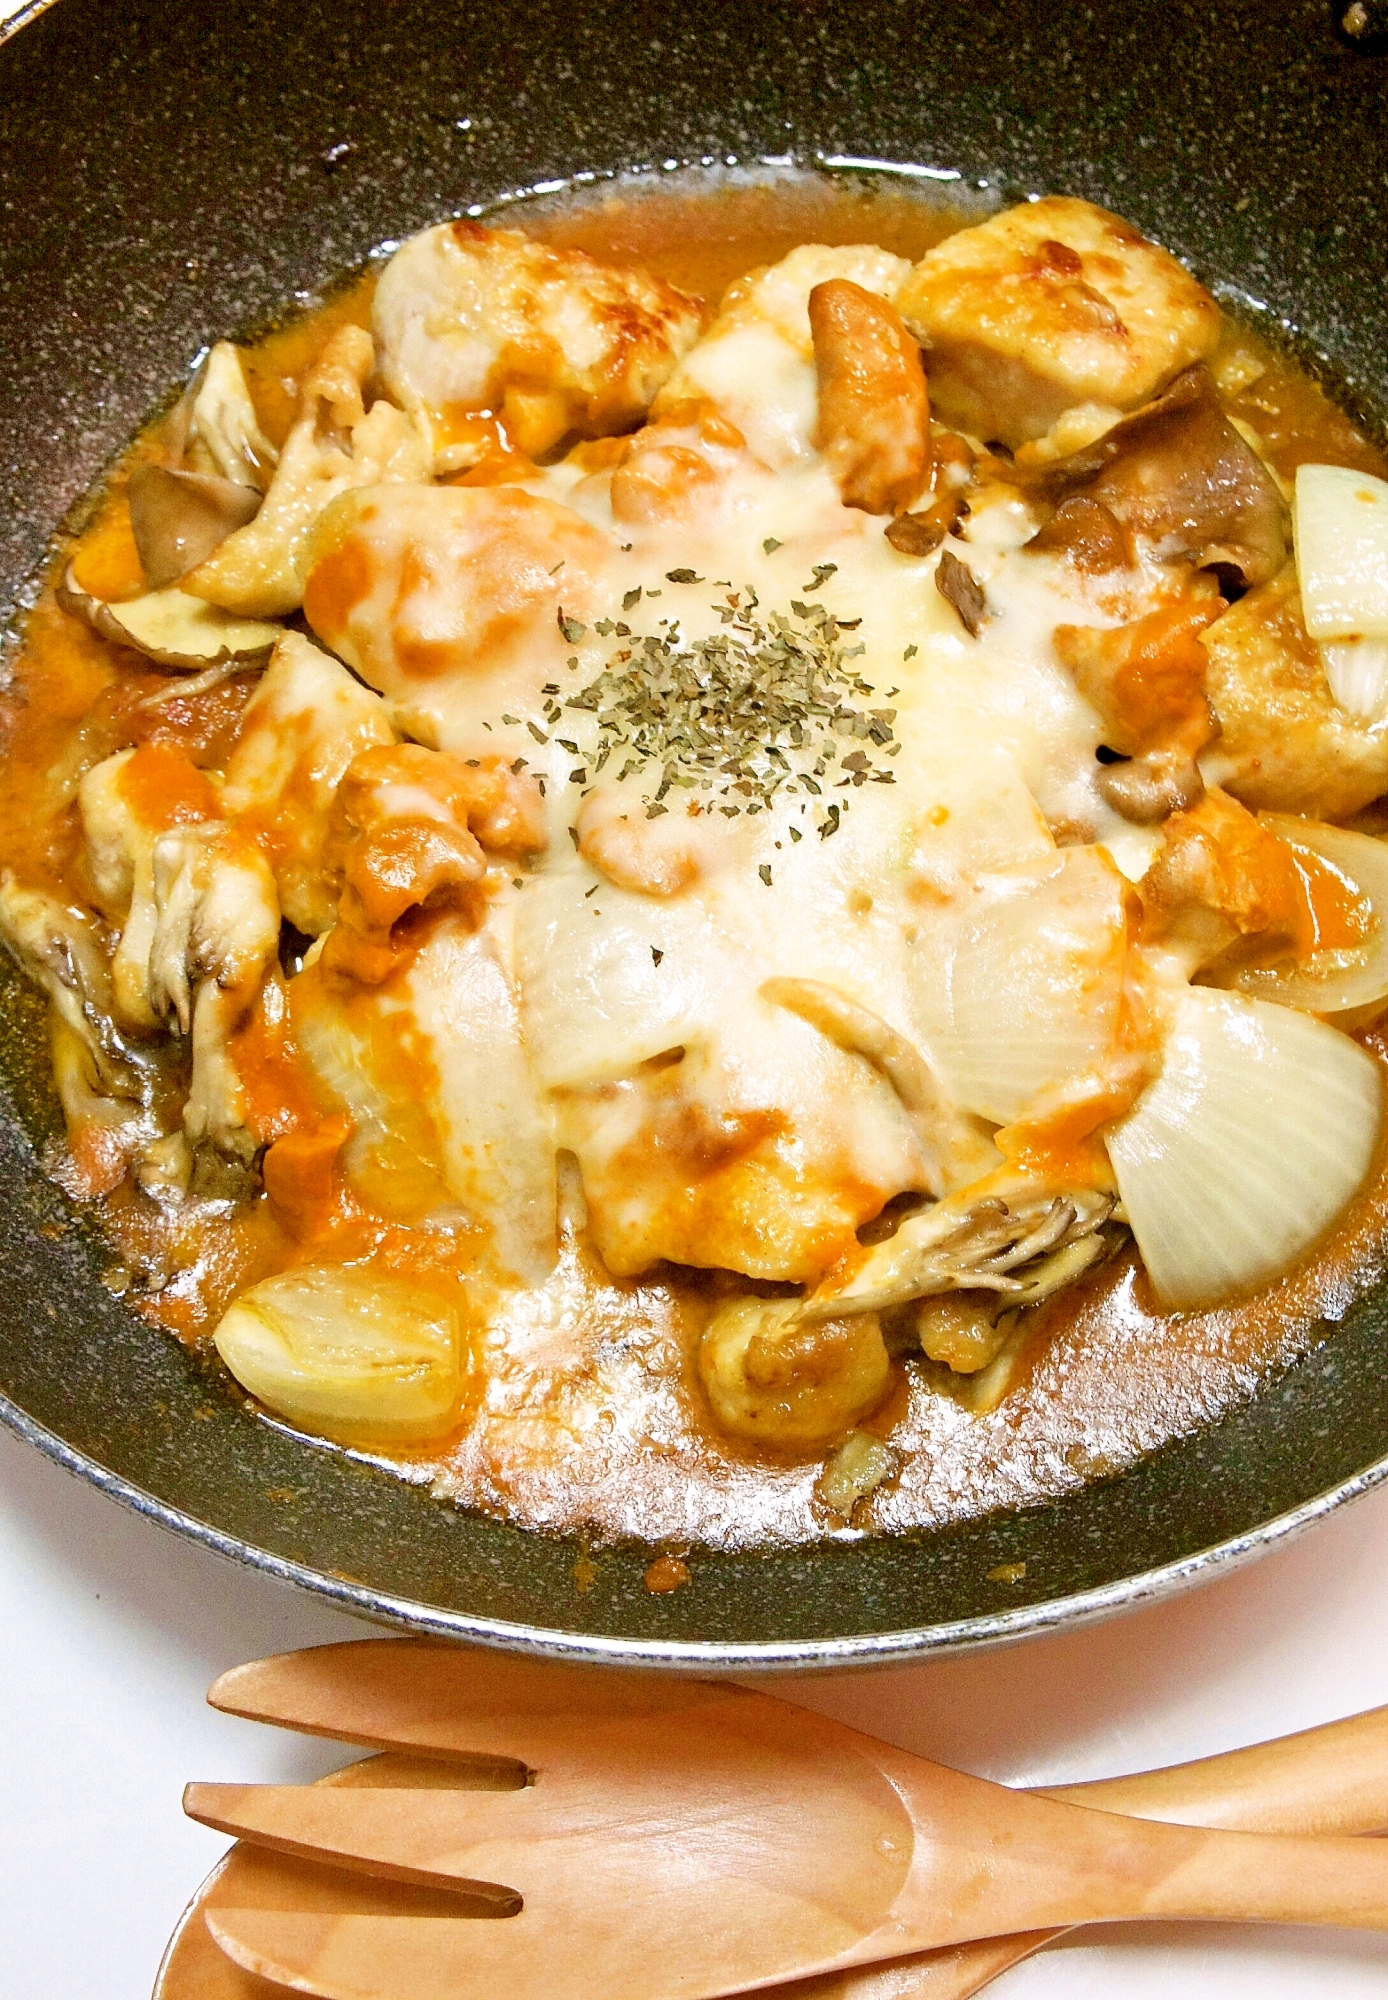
1293 463 1388 640
912 847 1129 1124
214 1265 465 1444
1107 987 1381 1309
1320 637 1388 722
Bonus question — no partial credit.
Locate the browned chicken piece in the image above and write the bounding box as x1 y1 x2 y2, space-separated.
1055 598 1224 823
568 1073 889 1286
1139 788 1310 967
808 278 931 514
372 219 705 464
221 632 398 937
896 197 1221 449
301 482 610 718
1202 565 1388 817
607 415 737 528
322 744 545 984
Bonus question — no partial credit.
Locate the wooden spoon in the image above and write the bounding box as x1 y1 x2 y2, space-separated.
187 1641 1388 2000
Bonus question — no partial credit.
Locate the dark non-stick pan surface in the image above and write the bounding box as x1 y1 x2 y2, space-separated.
0 0 1385 1667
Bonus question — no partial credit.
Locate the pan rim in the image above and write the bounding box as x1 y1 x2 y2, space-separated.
4 1380 1385 1670
4 0 1388 1670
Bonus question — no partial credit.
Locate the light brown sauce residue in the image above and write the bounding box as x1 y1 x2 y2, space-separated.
4 171 1388 1550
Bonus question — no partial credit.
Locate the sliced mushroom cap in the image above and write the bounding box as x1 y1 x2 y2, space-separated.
127 464 262 588
1096 747 1206 823
1018 366 1288 590
184 340 279 490
1089 367 1288 588
57 564 280 672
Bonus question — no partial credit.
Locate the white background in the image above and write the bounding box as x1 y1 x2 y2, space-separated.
3 0 1388 1993
4 1420 1388 1997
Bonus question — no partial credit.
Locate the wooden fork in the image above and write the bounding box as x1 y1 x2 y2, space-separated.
183 1640 1388 2000
161 1661 1388 2000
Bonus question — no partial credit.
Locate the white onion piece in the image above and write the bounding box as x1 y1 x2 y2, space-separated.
912 847 1128 1124
214 1265 464 1443
1294 464 1388 640
1321 637 1388 721
1216 816 1388 1016
1107 988 1381 1310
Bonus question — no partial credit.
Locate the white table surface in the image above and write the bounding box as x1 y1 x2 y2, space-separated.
4 1420 1388 1997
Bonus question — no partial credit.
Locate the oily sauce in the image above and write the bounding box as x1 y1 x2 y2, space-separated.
3 170 1388 1550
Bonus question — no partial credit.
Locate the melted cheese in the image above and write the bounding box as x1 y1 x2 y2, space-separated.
289 243 1188 1281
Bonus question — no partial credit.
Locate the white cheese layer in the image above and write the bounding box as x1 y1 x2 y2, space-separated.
297 241 1177 1284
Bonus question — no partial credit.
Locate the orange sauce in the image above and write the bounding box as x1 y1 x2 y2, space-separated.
2 169 1388 1548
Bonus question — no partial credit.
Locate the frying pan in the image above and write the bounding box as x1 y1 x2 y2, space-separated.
0 0 1385 1668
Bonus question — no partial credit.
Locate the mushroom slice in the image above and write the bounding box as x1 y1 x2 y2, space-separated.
1088 366 1288 588
184 340 278 490
697 1176 1117 1429
0 872 145 1098
127 463 261 588
57 564 280 672
759 977 997 1195
801 1179 1117 1322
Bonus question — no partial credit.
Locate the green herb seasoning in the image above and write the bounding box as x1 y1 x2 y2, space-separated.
559 590 901 826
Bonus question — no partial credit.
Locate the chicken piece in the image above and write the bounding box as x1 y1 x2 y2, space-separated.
653 243 914 469
148 824 281 1158
808 278 931 515
1055 601 1221 756
301 481 611 746
320 743 545 983
561 1007 929 1286
79 743 224 1031
291 916 557 1284
1137 788 1315 972
605 411 746 529
183 326 430 618
220 632 398 935
574 783 720 897
182 340 278 490
896 197 1221 449
1055 599 1223 824
1201 564 1388 817
372 219 704 466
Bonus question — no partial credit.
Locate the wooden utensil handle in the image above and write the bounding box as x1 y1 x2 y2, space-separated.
1043 1701 1388 1833
815 1706 1388 2000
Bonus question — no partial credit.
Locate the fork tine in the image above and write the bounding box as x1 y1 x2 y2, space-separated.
207 1639 734 1763
207 1879 875 2000
183 1781 535 1898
